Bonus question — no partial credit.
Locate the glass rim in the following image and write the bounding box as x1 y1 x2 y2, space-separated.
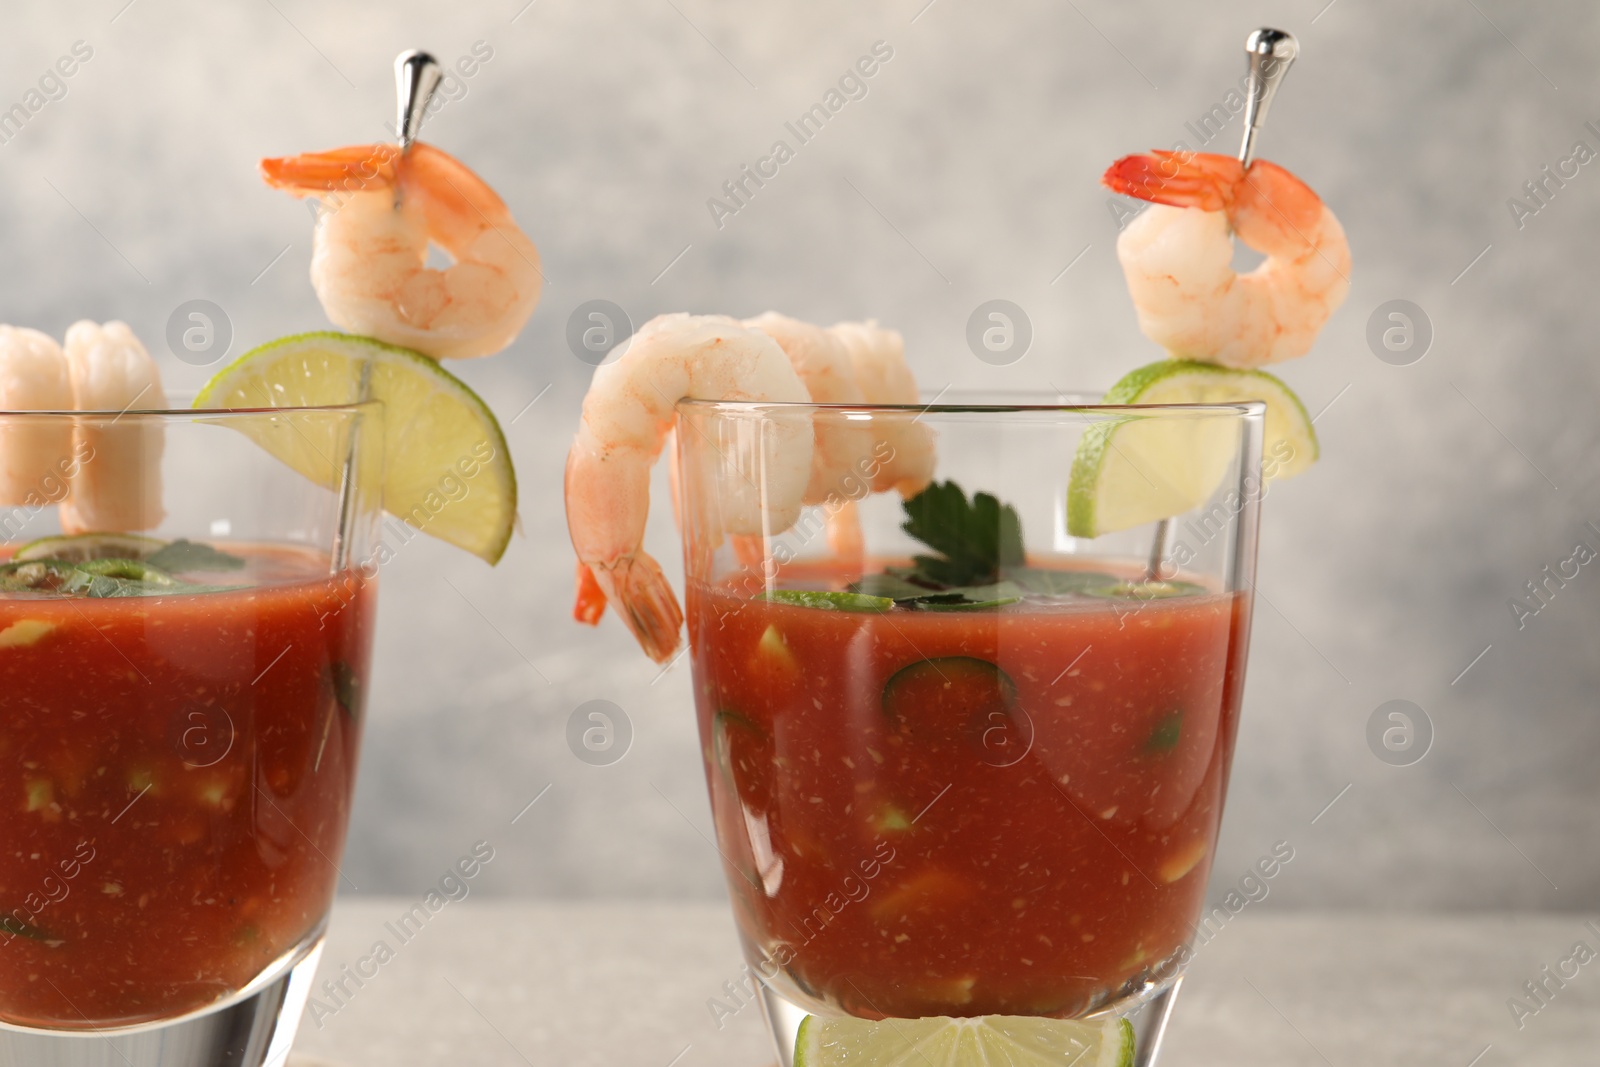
677 396 1268 417
0 397 383 418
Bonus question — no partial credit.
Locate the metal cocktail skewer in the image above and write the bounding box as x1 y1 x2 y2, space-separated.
1143 27 1297 582
395 49 444 151
1239 28 1298 168
331 50 444 574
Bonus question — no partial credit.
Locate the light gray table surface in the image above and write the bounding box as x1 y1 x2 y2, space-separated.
286 901 1597 1067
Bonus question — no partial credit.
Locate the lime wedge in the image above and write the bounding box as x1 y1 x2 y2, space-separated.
795 1014 1134 1067
1067 360 1317 538
14 533 165 563
194 332 516 564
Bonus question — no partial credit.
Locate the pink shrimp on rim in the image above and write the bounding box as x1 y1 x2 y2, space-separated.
566 314 812 663
0 327 74 508
660 313 938 576
1102 150 1350 369
0 321 165 532
571 311 938 662
60 321 167 534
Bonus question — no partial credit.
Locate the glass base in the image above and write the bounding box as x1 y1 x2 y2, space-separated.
757 971 1185 1067
0 933 324 1067
1122 977 1182 1067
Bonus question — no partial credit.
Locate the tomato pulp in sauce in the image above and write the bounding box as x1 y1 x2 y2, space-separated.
689 566 1249 1019
0 547 373 1029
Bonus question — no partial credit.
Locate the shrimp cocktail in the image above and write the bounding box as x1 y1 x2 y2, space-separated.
2 52 534 1067
566 28 1347 1067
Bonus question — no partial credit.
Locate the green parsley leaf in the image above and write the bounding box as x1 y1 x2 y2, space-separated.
901 581 1024 611
847 573 934 599
898 481 1025 589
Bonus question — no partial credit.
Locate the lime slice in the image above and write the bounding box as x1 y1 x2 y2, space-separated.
15 533 165 563
1067 360 1317 538
194 332 516 564
795 1013 1134 1067
756 590 895 612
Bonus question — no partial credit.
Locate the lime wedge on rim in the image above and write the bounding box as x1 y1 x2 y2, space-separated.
1067 360 1317 538
194 332 516 565
795 1013 1134 1067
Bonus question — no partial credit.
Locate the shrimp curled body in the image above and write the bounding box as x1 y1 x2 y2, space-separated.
566 314 813 663
1104 151 1350 369
261 142 541 360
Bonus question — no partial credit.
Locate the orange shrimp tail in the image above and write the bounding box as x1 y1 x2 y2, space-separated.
259 143 401 196
574 561 607 625
1101 151 1244 211
591 555 685 665
827 500 865 565
730 535 767 573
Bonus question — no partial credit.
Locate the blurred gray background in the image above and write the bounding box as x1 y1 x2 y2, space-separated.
0 0 1595 914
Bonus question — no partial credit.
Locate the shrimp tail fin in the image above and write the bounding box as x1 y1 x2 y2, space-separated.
260 144 399 195
827 500 865 567
574 561 607 626
592 554 684 664
730 535 767 573
1101 151 1240 210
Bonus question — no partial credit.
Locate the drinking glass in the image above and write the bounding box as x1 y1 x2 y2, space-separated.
676 395 1265 1067
0 402 383 1067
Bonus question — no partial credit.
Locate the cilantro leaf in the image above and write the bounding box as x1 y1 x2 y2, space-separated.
898 481 1025 588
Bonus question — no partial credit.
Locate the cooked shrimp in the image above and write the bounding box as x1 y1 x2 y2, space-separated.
60 321 166 533
826 320 935 497
260 141 541 360
0 327 74 507
743 312 870 560
744 313 871 500
567 314 812 663
1103 151 1350 368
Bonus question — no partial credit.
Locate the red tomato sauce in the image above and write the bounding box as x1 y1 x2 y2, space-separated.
688 563 1250 1019
0 548 373 1028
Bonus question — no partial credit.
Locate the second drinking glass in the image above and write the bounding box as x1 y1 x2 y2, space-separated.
0 402 383 1067
676 396 1264 1067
